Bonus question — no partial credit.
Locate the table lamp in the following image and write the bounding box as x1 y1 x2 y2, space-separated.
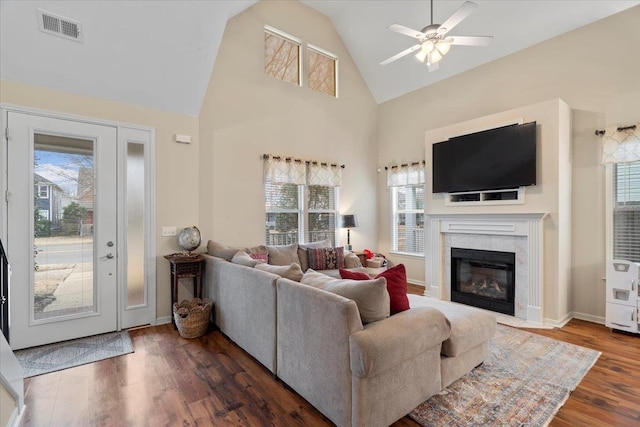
340 214 358 251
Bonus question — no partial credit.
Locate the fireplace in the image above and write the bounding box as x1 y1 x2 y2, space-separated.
451 248 515 316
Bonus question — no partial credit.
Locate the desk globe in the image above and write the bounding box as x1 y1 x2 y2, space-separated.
178 226 201 253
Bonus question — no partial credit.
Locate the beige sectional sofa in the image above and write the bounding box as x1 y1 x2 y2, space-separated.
202 243 496 427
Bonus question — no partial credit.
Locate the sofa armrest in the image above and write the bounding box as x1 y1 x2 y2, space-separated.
349 307 450 378
201 253 225 303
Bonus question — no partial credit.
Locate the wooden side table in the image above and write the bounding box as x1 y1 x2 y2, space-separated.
164 254 204 327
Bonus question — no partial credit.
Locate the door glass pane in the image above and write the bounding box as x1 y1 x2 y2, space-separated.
33 134 95 320
127 143 145 306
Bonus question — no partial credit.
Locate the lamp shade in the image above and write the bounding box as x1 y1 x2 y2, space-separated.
340 214 358 229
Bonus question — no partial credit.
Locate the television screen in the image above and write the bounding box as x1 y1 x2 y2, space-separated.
432 122 537 193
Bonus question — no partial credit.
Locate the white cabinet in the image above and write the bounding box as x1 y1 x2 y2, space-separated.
606 260 640 334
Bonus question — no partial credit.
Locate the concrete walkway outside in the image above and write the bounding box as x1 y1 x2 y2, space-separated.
43 262 94 314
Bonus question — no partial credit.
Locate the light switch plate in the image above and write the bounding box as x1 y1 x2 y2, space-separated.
162 226 177 237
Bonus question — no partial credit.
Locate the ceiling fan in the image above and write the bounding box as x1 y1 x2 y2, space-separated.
380 0 493 71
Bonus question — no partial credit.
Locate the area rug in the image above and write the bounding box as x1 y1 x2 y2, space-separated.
15 331 133 378
410 325 600 427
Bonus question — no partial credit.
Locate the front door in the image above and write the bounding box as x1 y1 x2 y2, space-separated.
7 111 117 349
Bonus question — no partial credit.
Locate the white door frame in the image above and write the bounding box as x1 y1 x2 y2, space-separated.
0 104 156 337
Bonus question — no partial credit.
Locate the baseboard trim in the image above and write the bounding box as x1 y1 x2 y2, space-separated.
9 404 25 427
543 312 605 328
571 311 605 325
156 316 171 325
544 313 572 328
408 279 425 287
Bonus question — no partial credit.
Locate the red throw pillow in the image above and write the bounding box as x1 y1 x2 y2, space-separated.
339 264 410 315
339 269 370 280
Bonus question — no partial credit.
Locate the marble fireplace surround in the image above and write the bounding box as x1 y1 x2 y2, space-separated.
425 213 548 325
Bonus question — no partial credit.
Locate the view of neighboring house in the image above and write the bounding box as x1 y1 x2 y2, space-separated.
33 173 63 231
75 165 94 235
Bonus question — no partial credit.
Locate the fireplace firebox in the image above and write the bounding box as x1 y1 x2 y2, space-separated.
451 248 515 316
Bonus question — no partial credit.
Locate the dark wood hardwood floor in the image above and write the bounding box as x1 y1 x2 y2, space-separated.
20 284 640 426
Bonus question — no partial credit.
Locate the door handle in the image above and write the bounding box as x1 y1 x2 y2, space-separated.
100 253 114 260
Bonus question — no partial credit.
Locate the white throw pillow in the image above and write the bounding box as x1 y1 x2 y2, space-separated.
231 251 265 268
301 269 390 324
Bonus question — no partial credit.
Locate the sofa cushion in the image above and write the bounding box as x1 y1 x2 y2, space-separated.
267 243 300 266
231 251 265 268
301 269 389 324
256 262 304 282
340 264 411 315
298 239 332 271
307 247 345 270
408 295 496 357
207 240 267 262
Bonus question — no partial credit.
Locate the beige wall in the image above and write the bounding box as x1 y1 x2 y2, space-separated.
199 0 378 250
377 6 640 321
0 80 199 319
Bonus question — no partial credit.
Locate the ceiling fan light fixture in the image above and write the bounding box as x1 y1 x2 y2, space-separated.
415 49 428 63
436 39 452 55
429 49 443 64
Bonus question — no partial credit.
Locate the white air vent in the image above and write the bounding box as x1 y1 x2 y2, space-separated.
37 9 82 43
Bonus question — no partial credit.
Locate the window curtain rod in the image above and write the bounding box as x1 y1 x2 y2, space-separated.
384 160 426 171
262 154 345 169
595 124 637 136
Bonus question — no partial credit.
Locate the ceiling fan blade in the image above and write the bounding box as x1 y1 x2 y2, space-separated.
428 62 439 72
380 44 421 65
449 35 493 46
437 1 478 36
387 24 426 39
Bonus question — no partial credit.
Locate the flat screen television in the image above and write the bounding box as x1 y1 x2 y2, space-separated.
432 121 537 193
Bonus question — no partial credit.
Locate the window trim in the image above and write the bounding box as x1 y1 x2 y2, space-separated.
390 185 425 256
264 25 302 87
307 44 339 98
605 163 613 262
605 161 640 262
38 184 49 198
264 183 340 246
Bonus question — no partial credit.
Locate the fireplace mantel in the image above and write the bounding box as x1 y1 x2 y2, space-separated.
425 213 548 325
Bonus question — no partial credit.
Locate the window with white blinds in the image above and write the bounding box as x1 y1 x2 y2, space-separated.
613 161 640 262
265 182 337 246
392 185 425 255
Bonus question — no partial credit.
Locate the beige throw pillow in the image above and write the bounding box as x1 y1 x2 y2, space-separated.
231 251 265 268
344 252 363 268
301 269 390 324
255 262 304 282
267 243 300 266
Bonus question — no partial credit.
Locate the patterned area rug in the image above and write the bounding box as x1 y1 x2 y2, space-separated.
410 325 600 427
15 331 133 378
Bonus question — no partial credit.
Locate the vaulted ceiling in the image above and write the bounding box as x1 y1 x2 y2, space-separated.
1 1 638 116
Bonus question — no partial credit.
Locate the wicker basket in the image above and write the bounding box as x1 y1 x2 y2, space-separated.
173 298 213 338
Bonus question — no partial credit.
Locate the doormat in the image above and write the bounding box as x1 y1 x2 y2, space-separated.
15 331 133 378
410 324 600 427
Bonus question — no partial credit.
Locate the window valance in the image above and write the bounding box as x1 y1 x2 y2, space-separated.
263 155 306 185
600 123 640 164
263 154 343 187
386 161 426 187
